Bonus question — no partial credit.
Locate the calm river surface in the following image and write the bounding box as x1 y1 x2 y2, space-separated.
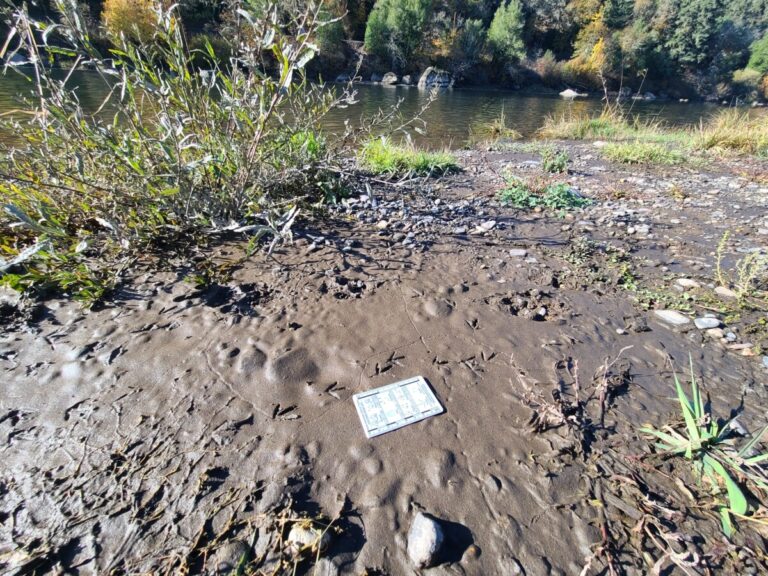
0 69 758 148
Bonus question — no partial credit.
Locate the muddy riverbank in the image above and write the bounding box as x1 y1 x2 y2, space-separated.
2 144 767 575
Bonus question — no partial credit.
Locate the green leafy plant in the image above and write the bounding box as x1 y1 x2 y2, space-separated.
715 231 768 302
641 359 768 536
497 176 591 211
541 146 569 173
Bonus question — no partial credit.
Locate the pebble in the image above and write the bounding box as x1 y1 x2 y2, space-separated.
715 286 738 300
694 317 721 330
453 226 468 235
376 220 389 230
287 524 332 553
407 512 444 569
653 310 691 326
762 356 768 369
675 278 701 289
706 328 725 339
508 249 528 258
726 332 738 342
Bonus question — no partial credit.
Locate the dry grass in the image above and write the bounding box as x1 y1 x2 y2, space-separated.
693 110 768 156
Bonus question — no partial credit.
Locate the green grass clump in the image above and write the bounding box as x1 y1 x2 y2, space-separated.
602 141 685 165
498 178 590 210
641 359 768 536
470 107 522 146
693 110 768 157
359 138 458 176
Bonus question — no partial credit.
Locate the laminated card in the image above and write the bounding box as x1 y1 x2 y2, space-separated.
352 376 444 438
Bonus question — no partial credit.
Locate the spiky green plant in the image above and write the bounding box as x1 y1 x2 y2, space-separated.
642 359 768 536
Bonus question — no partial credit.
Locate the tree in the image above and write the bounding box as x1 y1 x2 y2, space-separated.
487 0 525 64
364 0 431 70
665 0 725 66
603 0 633 29
748 32 768 74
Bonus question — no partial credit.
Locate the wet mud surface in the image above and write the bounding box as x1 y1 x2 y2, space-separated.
2 145 768 574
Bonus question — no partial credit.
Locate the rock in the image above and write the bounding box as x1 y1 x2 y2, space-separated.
560 88 586 98
472 220 496 234
417 67 453 89
762 356 768 369
402 74 412 85
706 328 725 339
381 72 398 85
407 512 444 569
508 249 528 258
453 226 468 235
653 310 691 326
376 220 389 230
212 540 250 574
287 524 332 554
694 317 722 330
715 286 738 300
676 278 701 289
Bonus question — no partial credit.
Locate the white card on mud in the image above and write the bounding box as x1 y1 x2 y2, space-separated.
353 376 444 438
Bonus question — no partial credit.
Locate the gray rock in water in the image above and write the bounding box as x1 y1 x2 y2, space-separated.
653 310 690 326
381 72 398 85
417 67 453 89
407 512 444 569
694 317 722 330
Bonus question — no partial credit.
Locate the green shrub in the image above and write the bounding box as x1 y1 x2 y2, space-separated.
748 32 768 74
487 0 525 65
0 1 352 302
359 138 458 176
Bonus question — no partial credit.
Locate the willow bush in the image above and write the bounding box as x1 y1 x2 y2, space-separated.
0 0 354 302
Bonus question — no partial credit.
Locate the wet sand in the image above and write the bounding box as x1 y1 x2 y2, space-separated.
2 145 767 575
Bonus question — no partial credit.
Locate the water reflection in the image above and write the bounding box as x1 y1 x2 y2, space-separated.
1 69 762 149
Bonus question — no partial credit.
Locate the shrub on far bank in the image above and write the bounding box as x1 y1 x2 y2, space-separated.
359 138 458 176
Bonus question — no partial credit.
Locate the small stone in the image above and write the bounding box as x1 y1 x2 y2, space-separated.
706 328 725 339
715 286 738 300
407 512 444 569
508 249 528 258
616 328 626 335
694 317 721 330
726 332 737 342
653 310 690 326
762 356 768 369
287 524 332 554
676 278 701 289
453 226 468 235
472 220 497 234
376 220 389 230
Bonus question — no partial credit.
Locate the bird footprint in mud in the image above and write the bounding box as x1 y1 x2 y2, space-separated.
370 351 405 377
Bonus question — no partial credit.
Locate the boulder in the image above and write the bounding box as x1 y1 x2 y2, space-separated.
381 72 398 85
417 67 453 89
401 74 413 85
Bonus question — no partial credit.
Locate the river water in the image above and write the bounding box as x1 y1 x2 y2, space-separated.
0 69 757 149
